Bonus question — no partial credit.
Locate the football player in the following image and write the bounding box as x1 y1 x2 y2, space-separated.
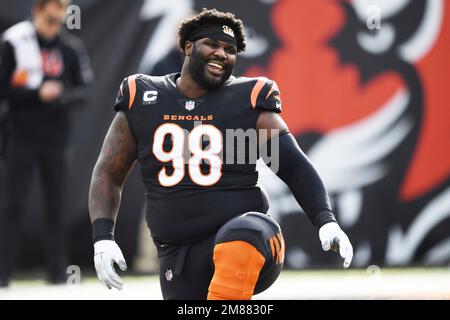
89 8 352 300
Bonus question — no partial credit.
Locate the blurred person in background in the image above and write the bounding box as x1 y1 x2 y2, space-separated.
0 0 93 287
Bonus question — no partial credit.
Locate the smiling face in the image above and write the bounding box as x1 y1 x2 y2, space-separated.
186 38 237 91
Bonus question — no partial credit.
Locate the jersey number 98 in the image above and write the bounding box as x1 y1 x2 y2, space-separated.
153 123 222 187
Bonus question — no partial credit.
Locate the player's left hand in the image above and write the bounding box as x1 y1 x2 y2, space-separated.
94 240 127 290
319 222 353 268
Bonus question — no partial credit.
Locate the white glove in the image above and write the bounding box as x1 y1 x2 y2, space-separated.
319 222 353 268
94 240 127 290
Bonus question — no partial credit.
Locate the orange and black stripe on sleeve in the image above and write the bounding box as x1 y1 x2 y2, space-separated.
250 78 280 109
127 75 138 110
265 81 281 103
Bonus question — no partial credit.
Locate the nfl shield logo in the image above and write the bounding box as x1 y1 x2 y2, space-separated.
185 100 195 111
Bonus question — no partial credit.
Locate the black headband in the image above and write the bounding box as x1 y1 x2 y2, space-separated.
188 24 237 47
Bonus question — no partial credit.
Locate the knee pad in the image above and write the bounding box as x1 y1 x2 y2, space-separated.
207 240 265 300
209 212 285 298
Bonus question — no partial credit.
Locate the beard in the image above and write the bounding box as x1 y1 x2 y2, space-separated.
188 44 234 91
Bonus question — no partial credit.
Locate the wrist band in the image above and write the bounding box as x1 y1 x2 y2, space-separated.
92 218 115 243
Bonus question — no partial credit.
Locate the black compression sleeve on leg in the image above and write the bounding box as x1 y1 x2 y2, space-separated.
266 132 336 228
92 218 115 243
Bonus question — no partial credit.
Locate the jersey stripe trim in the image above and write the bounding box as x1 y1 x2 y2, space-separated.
250 79 266 108
119 81 124 96
128 75 137 109
265 81 279 99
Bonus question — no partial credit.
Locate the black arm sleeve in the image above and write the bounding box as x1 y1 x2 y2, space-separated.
266 132 336 228
0 40 40 106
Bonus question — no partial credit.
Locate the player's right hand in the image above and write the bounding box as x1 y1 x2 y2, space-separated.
39 80 63 102
319 222 353 269
94 240 127 290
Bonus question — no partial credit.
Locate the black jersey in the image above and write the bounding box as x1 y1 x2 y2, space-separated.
114 73 281 244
